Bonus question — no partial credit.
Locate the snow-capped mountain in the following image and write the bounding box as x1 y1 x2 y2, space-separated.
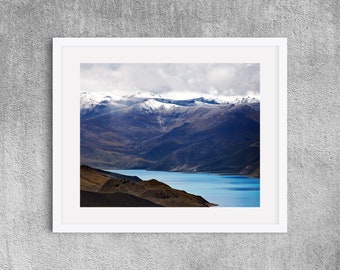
80 92 124 110
80 91 260 113
134 99 180 113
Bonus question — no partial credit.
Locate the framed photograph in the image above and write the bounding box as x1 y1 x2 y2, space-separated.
53 38 287 232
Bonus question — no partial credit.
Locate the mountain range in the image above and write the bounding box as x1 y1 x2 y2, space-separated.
80 92 260 177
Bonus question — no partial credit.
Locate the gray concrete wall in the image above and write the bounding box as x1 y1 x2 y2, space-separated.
0 1 339 269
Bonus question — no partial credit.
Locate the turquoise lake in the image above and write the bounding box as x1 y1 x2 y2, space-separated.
107 169 260 207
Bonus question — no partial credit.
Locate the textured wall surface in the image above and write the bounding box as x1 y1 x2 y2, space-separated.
0 0 339 269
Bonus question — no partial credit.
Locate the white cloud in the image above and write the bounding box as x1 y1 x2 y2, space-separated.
80 63 259 99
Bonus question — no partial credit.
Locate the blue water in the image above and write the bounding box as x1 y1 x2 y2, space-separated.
108 170 260 207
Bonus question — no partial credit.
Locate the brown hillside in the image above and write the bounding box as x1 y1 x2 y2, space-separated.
80 165 216 207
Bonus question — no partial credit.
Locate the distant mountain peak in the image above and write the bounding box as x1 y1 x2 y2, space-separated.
134 99 180 113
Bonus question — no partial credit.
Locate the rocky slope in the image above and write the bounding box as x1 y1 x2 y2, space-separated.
80 165 215 207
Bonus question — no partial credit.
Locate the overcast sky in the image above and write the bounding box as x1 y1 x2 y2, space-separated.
80 63 259 99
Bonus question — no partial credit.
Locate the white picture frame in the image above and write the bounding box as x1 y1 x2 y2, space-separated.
53 38 287 233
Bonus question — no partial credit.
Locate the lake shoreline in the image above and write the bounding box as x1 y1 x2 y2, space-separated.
101 167 258 178
106 169 260 207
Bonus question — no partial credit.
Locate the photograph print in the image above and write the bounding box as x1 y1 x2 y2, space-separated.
80 63 260 208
